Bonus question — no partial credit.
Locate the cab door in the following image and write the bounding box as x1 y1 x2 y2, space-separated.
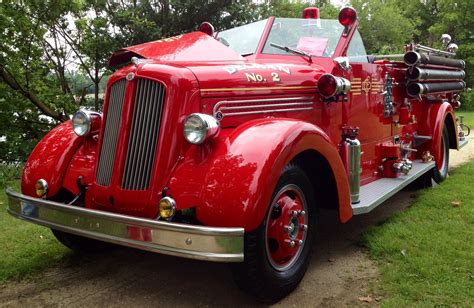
344 30 392 184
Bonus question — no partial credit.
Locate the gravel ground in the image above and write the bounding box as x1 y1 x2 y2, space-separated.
1 135 472 307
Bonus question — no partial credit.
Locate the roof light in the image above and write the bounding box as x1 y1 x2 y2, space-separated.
199 22 214 36
338 7 357 27
302 7 320 19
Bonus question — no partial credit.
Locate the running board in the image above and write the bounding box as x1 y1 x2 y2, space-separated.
352 160 436 215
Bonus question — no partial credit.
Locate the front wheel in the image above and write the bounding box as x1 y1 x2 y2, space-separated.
52 229 114 253
232 164 316 303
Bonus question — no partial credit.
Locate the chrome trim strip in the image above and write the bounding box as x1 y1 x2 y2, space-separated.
224 107 313 118
220 101 313 111
6 188 244 262
213 96 314 119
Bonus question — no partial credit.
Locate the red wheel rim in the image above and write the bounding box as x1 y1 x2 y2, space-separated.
265 184 308 271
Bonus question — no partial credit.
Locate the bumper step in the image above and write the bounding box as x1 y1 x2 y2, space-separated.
6 188 244 262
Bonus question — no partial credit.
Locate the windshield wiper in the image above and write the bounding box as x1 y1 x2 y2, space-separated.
270 43 312 63
241 52 254 57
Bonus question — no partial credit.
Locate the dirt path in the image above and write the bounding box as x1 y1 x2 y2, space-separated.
1 136 472 307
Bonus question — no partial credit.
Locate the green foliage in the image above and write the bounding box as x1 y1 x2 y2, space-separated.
351 0 416 54
0 163 23 189
260 0 337 19
363 161 474 306
460 90 474 110
1 0 474 163
0 83 54 162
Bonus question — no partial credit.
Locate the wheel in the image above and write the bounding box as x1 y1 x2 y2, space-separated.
231 164 316 303
407 171 433 190
432 125 450 183
51 229 113 253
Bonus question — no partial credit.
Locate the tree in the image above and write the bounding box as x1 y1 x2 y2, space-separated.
260 0 338 19
0 1 76 122
1 0 472 162
351 0 416 54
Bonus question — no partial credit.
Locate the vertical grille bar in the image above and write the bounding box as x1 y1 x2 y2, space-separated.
121 79 165 190
96 79 126 186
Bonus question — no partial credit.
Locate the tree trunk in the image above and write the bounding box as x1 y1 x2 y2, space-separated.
94 54 100 111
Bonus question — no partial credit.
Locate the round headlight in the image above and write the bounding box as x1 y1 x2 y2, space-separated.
183 113 220 144
71 110 101 137
72 111 91 136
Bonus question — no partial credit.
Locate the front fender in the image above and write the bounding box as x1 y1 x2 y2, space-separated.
168 119 351 231
22 121 82 198
418 102 457 168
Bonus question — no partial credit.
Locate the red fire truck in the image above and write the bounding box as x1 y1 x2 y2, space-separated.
7 7 467 302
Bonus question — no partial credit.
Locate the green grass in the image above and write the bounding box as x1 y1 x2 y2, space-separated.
363 162 474 306
0 181 70 284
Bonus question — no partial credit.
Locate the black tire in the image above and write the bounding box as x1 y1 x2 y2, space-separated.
432 125 450 184
51 229 114 253
407 171 433 190
231 164 316 303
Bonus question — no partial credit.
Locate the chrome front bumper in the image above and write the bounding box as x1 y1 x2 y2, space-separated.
6 188 244 262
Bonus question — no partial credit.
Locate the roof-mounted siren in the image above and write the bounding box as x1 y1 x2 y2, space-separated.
441 34 452 49
199 22 215 37
338 7 357 36
441 33 459 55
441 33 459 56
302 7 321 27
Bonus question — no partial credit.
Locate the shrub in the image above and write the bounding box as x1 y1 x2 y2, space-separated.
0 163 23 188
460 89 474 110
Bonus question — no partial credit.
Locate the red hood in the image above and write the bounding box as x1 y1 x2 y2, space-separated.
109 32 244 67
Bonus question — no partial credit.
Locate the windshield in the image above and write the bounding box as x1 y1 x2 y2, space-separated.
217 19 267 56
263 18 344 58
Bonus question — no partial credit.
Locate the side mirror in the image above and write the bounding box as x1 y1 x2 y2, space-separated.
334 57 351 72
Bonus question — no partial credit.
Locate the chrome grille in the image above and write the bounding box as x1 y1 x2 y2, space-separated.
96 79 126 186
121 78 165 190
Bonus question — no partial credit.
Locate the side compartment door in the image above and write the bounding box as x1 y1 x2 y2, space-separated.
345 30 392 183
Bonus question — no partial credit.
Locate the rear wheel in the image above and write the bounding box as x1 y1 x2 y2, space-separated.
232 164 316 303
52 229 113 253
410 125 450 189
432 125 450 183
